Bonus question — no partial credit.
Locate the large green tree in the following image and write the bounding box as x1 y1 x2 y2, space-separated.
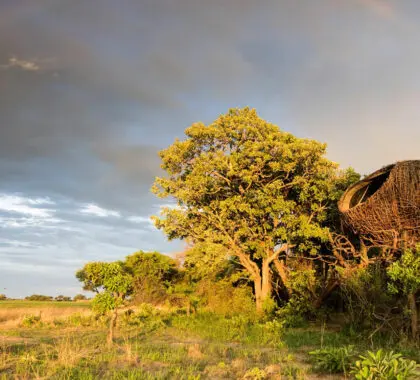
152 108 351 311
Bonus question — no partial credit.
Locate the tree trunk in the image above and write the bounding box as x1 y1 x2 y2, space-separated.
186 298 191 317
312 279 339 309
273 259 291 296
261 259 272 302
107 308 118 346
254 274 263 313
254 260 272 313
408 293 418 340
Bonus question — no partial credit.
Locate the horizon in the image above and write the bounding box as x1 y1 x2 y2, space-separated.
1 0 419 298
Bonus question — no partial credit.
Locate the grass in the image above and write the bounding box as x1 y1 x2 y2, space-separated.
0 300 90 309
0 306 418 379
0 300 92 330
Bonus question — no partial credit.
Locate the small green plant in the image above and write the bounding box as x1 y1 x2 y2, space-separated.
281 364 306 379
21 314 42 327
309 345 356 374
243 367 267 379
350 349 419 379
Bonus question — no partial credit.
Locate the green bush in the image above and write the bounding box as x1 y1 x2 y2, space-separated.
21 314 42 327
73 294 87 301
276 297 311 328
309 345 356 374
120 305 168 332
350 349 419 379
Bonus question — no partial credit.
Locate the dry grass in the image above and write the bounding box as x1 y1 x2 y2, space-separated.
0 307 91 329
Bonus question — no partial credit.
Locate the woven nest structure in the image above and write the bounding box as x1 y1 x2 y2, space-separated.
338 160 420 249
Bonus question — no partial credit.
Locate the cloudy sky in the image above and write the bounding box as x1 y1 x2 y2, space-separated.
0 0 419 298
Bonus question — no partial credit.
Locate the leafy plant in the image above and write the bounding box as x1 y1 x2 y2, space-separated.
350 349 419 379
309 345 356 374
387 245 420 340
21 314 42 327
243 367 267 379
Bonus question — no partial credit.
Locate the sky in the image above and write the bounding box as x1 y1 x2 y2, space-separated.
0 0 419 298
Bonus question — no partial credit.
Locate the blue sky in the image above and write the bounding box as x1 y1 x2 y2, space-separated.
0 0 419 298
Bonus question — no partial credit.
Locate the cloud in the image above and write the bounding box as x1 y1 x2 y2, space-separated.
127 216 152 224
0 56 40 71
0 194 54 218
80 203 121 218
358 0 395 18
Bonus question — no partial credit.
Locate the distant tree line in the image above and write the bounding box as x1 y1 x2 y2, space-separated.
1 294 89 301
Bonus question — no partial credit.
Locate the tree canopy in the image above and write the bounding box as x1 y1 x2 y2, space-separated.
125 251 179 304
152 108 357 311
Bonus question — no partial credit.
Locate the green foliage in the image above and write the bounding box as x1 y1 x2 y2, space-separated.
387 245 420 296
76 261 107 293
55 295 72 302
25 294 53 301
309 345 356 374
243 367 267 379
261 297 278 318
92 292 117 315
350 349 419 379
125 251 179 304
276 300 309 328
21 314 42 327
76 261 134 344
77 261 132 313
73 294 87 301
338 263 392 331
121 305 168 332
152 107 350 308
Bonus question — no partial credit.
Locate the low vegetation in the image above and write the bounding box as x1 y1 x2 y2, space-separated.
0 302 419 379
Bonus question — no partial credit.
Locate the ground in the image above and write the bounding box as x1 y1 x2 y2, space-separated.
0 301 418 379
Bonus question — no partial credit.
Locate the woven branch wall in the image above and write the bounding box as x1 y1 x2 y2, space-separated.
338 160 420 248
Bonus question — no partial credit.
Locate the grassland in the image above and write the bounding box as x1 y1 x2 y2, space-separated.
0 301 419 379
0 300 90 309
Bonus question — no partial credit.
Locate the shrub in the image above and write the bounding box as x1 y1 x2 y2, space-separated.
73 294 87 301
0 294 6 300
243 367 267 379
55 295 72 302
21 314 42 327
276 295 313 328
258 319 285 346
309 345 356 374
197 279 255 316
350 349 419 380
66 313 93 327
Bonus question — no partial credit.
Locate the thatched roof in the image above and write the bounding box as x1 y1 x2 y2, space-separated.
338 160 420 248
